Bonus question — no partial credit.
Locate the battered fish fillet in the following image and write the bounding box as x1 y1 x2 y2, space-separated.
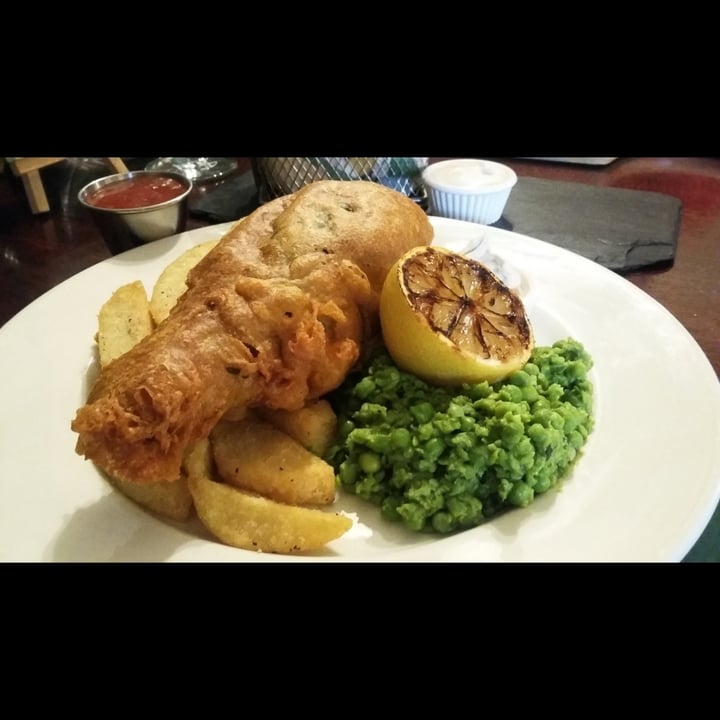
71 180 434 484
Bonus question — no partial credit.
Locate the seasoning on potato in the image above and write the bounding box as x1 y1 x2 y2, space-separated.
210 415 337 506
97 280 153 367
185 439 353 554
255 399 338 457
149 239 218 325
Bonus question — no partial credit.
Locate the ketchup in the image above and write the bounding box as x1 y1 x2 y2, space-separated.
85 175 187 209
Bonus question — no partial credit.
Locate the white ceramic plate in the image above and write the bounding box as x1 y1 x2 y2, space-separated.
2 217 719 562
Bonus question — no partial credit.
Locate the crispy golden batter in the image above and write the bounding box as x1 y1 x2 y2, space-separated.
71 180 433 484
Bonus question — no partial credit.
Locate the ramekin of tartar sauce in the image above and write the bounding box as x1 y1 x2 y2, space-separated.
421 159 517 225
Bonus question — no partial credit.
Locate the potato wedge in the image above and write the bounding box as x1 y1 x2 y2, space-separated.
185 439 353 554
183 437 215 482
256 399 338 457
149 239 219 325
110 475 193 522
221 405 249 422
210 417 336 506
97 280 153 367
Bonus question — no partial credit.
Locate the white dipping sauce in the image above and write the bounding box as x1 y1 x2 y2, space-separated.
424 159 516 190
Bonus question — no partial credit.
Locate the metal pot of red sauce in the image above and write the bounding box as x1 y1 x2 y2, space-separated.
79 170 192 254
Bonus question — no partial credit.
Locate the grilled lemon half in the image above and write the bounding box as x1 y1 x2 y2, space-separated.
380 246 534 386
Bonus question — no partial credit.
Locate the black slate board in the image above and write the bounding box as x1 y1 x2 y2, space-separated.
189 170 260 223
501 177 682 273
190 172 682 274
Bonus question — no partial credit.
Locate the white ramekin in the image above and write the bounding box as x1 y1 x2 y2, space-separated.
422 159 517 225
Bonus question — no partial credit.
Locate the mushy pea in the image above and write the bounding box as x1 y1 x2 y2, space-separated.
325 338 594 534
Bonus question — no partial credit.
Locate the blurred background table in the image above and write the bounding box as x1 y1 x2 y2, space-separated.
1 156 718 560
2 157 717 381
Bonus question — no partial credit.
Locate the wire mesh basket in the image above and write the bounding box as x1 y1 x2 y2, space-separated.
252 157 429 207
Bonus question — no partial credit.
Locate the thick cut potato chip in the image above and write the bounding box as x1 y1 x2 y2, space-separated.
210 417 336 506
97 281 153 367
184 439 353 554
149 240 218 325
97 281 192 518
256 399 338 457
221 405 249 422
110 475 193 522
183 437 215 482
